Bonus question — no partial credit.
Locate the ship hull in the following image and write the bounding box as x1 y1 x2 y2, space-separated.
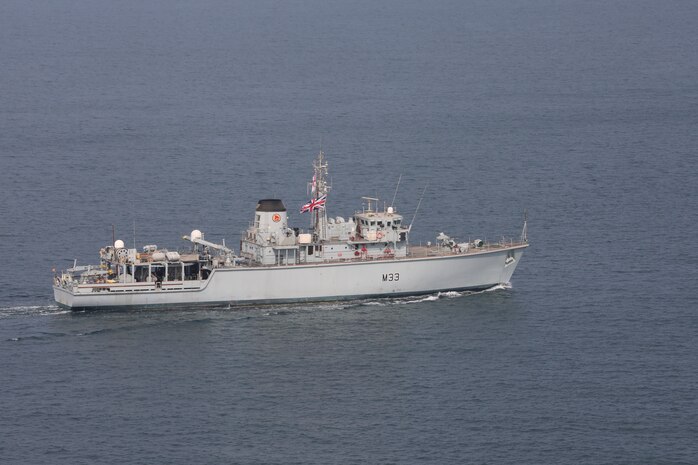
54 245 526 310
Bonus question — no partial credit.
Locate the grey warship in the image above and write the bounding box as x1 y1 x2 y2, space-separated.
54 151 529 310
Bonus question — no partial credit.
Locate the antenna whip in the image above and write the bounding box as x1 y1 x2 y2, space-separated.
409 183 428 232
390 174 402 207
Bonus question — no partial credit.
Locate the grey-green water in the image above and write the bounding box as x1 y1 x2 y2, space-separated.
1 1 696 463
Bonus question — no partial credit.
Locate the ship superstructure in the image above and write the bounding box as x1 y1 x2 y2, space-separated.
54 151 528 310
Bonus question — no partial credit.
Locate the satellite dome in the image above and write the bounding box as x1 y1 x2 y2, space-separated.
191 229 202 241
114 239 125 249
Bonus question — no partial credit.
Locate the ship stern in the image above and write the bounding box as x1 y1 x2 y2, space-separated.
53 285 75 309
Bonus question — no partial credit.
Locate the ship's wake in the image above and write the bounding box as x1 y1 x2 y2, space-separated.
0 304 69 319
1 283 512 320
360 282 512 306
260 282 513 314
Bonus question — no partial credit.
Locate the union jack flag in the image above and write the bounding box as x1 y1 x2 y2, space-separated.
300 195 327 213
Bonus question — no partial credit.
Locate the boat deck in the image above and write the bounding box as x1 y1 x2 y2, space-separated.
407 240 527 258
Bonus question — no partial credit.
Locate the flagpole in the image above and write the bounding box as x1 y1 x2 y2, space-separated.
300 150 330 242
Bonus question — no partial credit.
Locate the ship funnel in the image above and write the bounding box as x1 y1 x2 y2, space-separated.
256 199 286 212
254 199 288 232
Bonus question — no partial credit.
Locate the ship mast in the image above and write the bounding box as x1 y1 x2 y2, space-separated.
312 150 330 241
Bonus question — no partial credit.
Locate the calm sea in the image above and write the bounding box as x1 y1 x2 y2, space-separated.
1 0 696 463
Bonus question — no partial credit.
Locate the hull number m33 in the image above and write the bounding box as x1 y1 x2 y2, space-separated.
382 273 400 282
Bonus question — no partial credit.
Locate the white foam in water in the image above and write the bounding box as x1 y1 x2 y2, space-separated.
0 304 68 319
404 295 440 304
258 300 358 317
438 291 463 298
485 282 512 292
357 284 512 307
0 284 514 319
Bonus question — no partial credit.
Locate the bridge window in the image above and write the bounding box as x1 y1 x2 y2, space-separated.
134 266 150 282
167 264 183 282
